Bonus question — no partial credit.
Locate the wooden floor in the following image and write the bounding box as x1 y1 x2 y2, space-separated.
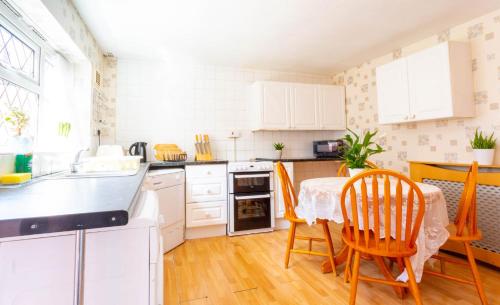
164 223 500 305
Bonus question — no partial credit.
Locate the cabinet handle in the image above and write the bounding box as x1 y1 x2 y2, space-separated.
410 114 416 119
404 115 409 120
206 171 211 175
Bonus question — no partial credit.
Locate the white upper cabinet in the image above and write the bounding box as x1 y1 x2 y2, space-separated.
376 41 474 124
252 81 346 131
318 85 346 130
290 83 319 129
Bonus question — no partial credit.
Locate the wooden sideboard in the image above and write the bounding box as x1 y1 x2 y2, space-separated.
409 161 500 268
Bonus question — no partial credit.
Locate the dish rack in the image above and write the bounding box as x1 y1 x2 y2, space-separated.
154 144 188 162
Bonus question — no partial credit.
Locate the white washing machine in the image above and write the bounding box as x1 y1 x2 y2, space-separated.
146 168 185 253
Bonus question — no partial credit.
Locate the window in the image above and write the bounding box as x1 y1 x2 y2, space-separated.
0 8 41 151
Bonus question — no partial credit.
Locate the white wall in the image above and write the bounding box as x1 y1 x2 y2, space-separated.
116 59 344 161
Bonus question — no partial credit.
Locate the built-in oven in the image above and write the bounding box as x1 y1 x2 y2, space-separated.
227 161 275 236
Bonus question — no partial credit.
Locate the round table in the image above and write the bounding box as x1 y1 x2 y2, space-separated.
296 177 450 283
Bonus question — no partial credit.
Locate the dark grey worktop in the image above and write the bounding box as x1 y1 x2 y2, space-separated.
149 159 228 169
0 164 149 238
254 157 343 162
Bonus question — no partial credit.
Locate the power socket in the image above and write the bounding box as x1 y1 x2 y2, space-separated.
228 130 242 138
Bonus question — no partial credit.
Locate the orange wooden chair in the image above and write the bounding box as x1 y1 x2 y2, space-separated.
275 162 338 276
337 160 378 177
340 169 426 305
424 161 488 305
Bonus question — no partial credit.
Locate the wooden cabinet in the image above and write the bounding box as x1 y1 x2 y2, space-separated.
274 162 294 218
0 233 76 305
376 41 474 124
252 81 345 131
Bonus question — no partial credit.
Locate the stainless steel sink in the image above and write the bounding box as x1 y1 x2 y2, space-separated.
47 169 139 179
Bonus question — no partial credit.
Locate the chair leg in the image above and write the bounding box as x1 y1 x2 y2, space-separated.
404 257 423 305
321 221 337 276
464 242 489 305
349 250 361 305
344 246 353 283
284 222 296 268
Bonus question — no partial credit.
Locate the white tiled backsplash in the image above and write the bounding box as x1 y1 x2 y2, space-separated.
116 59 344 161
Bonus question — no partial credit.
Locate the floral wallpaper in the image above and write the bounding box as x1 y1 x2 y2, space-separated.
333 9 500 173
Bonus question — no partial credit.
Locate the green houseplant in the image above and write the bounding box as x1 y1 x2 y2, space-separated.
342 128 384 176
273 142 285 160
4 108 29 136
470 129 496 165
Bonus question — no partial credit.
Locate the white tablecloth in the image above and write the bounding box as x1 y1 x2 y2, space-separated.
296 177 450 282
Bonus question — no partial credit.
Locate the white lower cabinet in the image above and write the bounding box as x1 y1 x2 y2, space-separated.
186 201 228 227
0 233 76 305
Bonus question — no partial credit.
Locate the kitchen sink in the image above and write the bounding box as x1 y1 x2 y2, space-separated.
47 169 139 179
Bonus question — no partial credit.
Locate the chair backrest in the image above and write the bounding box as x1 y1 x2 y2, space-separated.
337 160 378 177
276 162 299 221
454 161 479 237
340 169 426 254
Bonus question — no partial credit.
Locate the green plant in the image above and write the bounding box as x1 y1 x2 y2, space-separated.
470 129 496 149
3 108 29 136
273 142 285 151
342 128 384 169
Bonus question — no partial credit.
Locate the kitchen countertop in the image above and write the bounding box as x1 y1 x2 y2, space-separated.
0 163 149 238
254 157 343 162
149 159 228 169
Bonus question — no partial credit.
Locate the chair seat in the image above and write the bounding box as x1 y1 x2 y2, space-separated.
446 223 482 241
341 227 417 258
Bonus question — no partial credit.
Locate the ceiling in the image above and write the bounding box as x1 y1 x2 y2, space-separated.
72 0 500 74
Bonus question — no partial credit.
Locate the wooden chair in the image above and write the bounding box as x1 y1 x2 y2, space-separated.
340 169 426 305
424 161 488 305
275 161 338 276
337 160 378 177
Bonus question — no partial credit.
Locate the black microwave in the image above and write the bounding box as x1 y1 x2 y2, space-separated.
313 140 344 158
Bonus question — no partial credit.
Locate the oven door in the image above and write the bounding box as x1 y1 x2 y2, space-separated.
230 194 272 232
231 172 272 194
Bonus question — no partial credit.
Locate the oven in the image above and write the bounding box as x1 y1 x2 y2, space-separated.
227 161 275 236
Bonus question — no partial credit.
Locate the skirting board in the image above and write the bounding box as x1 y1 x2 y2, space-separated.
274 218 290 230
186 224 227 240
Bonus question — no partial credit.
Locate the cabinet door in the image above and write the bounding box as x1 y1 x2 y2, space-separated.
274 162 293 218
318 85 346 130
157 184 185 227
0 234 75 305
407 43 453 120
290 84 318 129
260 82 290 129
84 228 150 305
376 58 411 124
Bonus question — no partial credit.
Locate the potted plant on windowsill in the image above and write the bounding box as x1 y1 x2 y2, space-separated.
342 128 384 176
273 142 285 160
3 108 33 173
470 129 496 165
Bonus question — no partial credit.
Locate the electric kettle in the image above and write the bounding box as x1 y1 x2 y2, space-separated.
129 142 147 163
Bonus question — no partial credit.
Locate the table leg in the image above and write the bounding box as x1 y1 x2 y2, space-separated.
321 244 349 273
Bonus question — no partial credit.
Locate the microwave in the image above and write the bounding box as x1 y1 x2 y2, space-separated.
313 140 344 158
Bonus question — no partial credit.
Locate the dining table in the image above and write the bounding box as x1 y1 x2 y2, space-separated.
295 176 450 285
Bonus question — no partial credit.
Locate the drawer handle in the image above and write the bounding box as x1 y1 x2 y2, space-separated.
207 189 213 194
205 213 213 218
206 171 212 175
153 182 162 185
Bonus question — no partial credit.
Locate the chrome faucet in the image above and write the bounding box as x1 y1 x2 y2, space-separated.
71 148 89 173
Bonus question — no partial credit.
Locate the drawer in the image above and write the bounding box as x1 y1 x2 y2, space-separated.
185 164 227 179
186 201 227 228
186 177 227 203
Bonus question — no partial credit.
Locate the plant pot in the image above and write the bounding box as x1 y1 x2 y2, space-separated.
348 168 366 177
274 150 283 160
473 149 495 165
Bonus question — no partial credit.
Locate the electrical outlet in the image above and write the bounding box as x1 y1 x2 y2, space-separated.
227 130 241 138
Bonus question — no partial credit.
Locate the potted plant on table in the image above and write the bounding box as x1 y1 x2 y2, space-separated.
342 128 384 176
273 142 285 160
470 129 496 165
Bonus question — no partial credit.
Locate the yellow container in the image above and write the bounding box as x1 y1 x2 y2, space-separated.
0 173 32 185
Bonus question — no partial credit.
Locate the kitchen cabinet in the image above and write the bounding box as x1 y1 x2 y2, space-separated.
376 41 474 124
318 85 346 129
274 162 294 218
185 164 228 232
251 81 346 131
0 233 76 305
290 83 318 129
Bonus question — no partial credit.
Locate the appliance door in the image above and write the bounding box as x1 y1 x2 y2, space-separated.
231 172 271 194
231 194 272 232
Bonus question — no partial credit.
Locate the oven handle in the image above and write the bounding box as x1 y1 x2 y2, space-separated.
235 194 271 200
234 173 270 179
